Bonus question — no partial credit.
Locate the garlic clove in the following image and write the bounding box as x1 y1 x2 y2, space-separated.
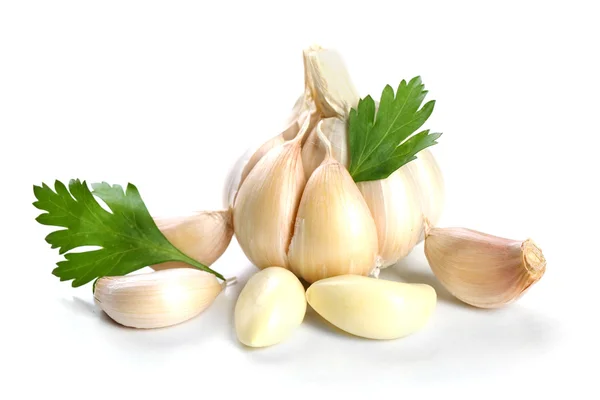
238 133 287 187
424 225 547 308
306 275 437 340
302 117 350 178
234 267 306 347
405 149 445 231
303 45 360 118
94 268 224 329
151 210 233 271
288 133 379 283
224 93 315 209
357 166 423 268
233 113 315 269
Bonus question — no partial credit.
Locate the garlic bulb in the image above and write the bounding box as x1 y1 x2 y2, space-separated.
287 130 379 283
151 210 233 271
235 267 306 347
226 45 446 280
306 275 437 340
424 225 547 308
357 167 423 268
94 269 224 329
233 113 315 269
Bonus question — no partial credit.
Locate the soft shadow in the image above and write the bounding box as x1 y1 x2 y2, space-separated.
381 250 470 308
59 289 231 352
248 302 562 385
302 305 356 339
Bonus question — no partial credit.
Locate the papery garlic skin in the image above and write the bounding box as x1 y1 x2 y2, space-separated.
223 95 313 209
287 152 379 283
94 269 223 329
238 134 286 187
151 210 233 271
303 45 360 118
302 117 349 178
406 149 445 230
235 267 306 348
424 226 546 308
306 275 436 340
233 115 315 269
357 167 423 268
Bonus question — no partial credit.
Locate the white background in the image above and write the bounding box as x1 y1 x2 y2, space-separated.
1 1 598 398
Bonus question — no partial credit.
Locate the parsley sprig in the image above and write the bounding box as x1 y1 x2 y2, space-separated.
348 76 442 182
33 179 225 287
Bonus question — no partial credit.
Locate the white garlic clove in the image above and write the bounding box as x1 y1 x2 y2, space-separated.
424 225 547 308
306 275 437 340
233 113 315 269
302 117 350 178
288 134 379 283
357 166 423 268
151 210 233 271
234 267 307 348
405 149 445 232
94 269 224 329
303 45 360 118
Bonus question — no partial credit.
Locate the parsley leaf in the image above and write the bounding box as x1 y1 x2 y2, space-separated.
33 179 225 287
348 76 442 182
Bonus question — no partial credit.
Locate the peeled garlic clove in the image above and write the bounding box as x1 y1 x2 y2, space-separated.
288 134 378 283
235 267 306 347
303 45 360 118
357 167 423 268
302 117 350 178
405 149 445 230
424 226 547 308
94 269 224 329
306 275 436 340
233 114 315 269
151 210 233 271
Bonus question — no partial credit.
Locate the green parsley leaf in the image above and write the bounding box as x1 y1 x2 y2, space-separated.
348 76 442 182
33 179 225 287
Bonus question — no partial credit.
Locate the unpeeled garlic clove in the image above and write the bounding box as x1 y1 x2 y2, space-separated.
424 225 547 308
94 268 224 329
151 210 233 271
357 166 423 268
238 133 287 187
405 149 445 232
288 132 379 283
224 94 315 209
234 267 306 348
233 113 315 269
306 275 437 340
